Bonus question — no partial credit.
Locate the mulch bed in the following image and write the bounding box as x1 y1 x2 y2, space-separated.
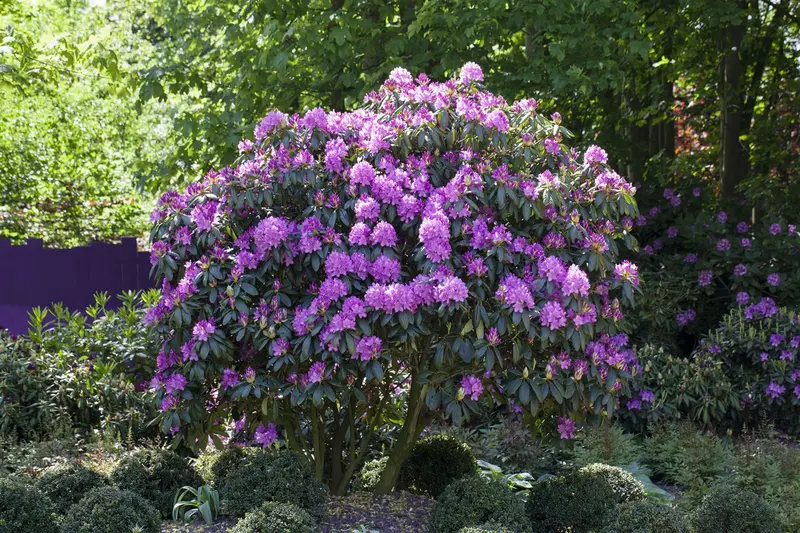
321 492 434 533
160 518 235 532
159 492 434 533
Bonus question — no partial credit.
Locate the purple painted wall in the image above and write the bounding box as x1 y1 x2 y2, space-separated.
0 238 153 334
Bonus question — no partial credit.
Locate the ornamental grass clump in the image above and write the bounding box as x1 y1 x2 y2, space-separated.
398 434 477 498
147 62 641 494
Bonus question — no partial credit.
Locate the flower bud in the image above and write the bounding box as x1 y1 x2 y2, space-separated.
456 388 465 401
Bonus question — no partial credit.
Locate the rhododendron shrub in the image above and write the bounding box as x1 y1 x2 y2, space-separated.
630 184 800 351
147 63 640 494
692 305 800 435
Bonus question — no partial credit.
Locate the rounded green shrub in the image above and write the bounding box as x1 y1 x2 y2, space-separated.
35 463 108 514
0 478 58 533
195 446 251 485
430 476 529 533
602 501 689 533
353 456 388 492
59 487 160 533
528 471 615 532
399 434 478 498
527 464 646 533
228 501 319 533
109 448 203 518
219 450 327 518
579 463 646 504
690 484 782 533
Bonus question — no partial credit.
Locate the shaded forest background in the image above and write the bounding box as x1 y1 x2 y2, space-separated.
1 0 798 246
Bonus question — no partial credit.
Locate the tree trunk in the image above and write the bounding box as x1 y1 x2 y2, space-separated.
720 21 746 199
373 380 428 494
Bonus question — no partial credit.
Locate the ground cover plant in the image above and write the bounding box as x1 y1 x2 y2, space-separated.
147 62 643 494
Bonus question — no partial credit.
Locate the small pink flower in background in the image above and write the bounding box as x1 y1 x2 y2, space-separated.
736 291 750 305
584 145 608 165
355 336 382 362
558 417 576 439
459 62 484 84
540 301 567 330
676 309 696 327
350 161 376 187
306 362 326 384
460 375 483 401
370 221 397 247
765 382 785 399
768 273 781 286
769 223 782 235
698 270 712 287
192 318 216 342
614 260 639 287
221 369 239 389
150 241 170 265
562 265 590 297
165 374 187 394
486 328 501 346
272 338 290 357
254 423 278 447
434 276 469 304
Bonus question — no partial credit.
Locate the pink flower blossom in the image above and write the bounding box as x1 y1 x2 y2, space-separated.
558 417 576 439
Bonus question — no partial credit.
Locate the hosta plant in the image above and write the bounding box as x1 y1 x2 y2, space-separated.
173 484 220 525
147 62 641 494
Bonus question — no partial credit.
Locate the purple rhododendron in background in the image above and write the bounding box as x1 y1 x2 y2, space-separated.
558 417 576 439
146 64 642 493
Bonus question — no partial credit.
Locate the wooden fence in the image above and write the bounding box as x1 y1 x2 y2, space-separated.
0 238 153 333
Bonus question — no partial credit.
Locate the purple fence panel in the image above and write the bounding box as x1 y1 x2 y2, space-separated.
0 238 154 334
